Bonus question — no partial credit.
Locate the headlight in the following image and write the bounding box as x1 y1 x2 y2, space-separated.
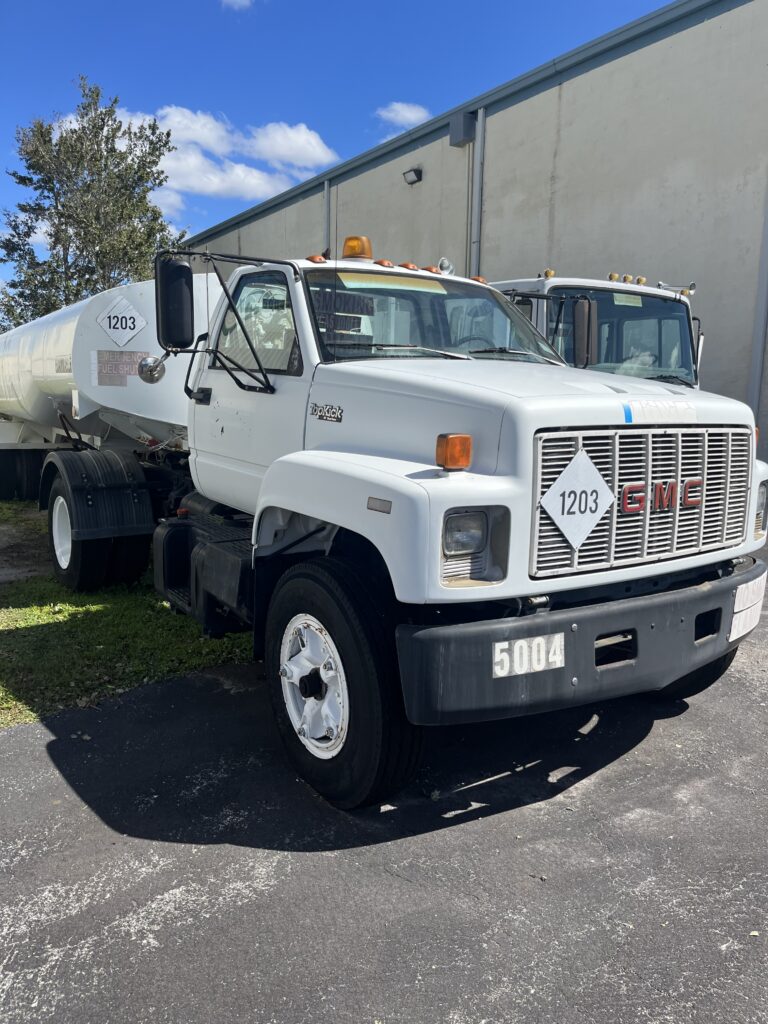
443 511 488 556
756 482 767 538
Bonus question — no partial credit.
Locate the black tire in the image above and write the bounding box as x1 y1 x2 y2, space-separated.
653 648 738 701
47 477 111 591
15 451 44 501
108 535 151 585
0 451 16 500
265 558 423 809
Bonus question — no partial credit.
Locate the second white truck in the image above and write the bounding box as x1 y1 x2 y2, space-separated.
494 271 700 387
0 237 764 808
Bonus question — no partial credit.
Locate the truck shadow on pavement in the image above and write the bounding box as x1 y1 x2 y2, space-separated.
40 667 685 852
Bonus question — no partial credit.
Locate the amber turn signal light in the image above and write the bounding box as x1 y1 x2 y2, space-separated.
342 235 373 259
470 275 487 284
436 433 472 471
399 261 419 270
375 258 394 267
306 254 326 263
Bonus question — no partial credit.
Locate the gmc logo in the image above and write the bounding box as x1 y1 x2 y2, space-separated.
621 478 703 514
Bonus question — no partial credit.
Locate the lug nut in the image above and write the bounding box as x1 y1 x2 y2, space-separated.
279 666 288 678
323 660 333 672
324 726 335 739
298 726 307 738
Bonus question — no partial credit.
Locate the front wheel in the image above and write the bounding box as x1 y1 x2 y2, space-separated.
265 559 423 809
653 648 738 701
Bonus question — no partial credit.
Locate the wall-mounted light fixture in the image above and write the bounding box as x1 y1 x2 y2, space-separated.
402 167 423 185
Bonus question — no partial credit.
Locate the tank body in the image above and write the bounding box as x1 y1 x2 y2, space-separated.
0 276 221 442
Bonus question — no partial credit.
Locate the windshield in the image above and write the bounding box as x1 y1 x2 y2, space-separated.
306 269 560 364
547 286 696 384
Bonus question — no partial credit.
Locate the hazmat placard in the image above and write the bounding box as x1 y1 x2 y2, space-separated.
96 297 147 346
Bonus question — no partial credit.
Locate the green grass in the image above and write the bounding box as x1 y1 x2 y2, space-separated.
0 503 251 728
0 500 47 531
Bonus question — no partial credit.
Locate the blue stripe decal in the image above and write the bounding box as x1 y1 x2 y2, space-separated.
623 403 633 424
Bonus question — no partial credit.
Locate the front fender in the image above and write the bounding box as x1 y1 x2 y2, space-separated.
254 450 434 603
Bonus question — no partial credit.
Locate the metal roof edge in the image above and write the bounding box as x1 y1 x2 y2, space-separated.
187 0 736 245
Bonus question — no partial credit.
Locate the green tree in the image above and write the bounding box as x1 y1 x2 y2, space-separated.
0 77 182 330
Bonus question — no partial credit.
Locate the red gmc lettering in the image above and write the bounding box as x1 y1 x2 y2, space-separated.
654 481 678 511
622 483 646 513
621 478 704 514
682 478 703 507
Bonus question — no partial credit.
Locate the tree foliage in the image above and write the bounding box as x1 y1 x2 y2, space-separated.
0 77 182 330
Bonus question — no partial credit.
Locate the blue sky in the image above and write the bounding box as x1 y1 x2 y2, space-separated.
0 0 667 274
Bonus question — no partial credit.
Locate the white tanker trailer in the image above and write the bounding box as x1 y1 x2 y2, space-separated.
0 276 220 500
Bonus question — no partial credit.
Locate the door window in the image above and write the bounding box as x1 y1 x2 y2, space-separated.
214 271 302 375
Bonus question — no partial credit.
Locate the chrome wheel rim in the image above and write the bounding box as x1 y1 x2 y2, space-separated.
51 495 72 569
279 613 349 759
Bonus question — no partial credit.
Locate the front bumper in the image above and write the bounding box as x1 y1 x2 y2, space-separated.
396 558 766 725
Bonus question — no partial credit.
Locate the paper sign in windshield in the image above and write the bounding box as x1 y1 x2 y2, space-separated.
613 293 643 307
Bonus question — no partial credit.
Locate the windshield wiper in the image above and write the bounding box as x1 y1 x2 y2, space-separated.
651 373 695 388
469 347 561 364
372 344 471 360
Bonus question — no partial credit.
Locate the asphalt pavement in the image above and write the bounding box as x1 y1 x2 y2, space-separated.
2 612 767 1023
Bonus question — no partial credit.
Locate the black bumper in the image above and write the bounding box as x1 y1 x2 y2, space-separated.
396 558 766 726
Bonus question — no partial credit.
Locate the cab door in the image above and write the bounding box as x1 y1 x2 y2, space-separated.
189 266 311 514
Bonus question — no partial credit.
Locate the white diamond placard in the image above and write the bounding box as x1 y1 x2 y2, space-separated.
96 297 147 347
540 449 615 550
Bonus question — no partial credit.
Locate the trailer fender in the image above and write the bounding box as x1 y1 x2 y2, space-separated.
39 449 155 541
254 450 432 604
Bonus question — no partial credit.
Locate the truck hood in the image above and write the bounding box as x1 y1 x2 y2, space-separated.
306 359 752 474
312 357 701 400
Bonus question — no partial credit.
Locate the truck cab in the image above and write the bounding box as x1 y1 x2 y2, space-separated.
493 272 700 388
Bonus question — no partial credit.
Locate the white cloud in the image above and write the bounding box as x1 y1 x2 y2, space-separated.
29 224 50 248
221 0 253 8
107 104 338 223
153 186 186 219
243 122 338 170
156 106 235 156
161 146 292 202
375 101 431 131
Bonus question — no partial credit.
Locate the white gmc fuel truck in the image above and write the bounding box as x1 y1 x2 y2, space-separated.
0 237 765 808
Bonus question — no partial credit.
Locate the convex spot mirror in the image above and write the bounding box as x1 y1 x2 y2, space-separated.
155 255 195 350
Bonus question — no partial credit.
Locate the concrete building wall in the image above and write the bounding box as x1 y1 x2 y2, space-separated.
190 0 768 444
329 130 471 271
481 0 768 407
226 189 325 258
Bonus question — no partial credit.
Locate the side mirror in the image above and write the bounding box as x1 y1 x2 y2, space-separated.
692 316 704 370
155 255 195 350
573 298 597 368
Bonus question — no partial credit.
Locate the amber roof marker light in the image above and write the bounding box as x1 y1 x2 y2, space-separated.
436 433 473 471
342 236 373 260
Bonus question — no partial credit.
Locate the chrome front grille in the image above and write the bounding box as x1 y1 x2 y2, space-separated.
532 426 752 578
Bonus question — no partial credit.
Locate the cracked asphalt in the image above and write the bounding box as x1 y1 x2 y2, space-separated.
2 608 767 1022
